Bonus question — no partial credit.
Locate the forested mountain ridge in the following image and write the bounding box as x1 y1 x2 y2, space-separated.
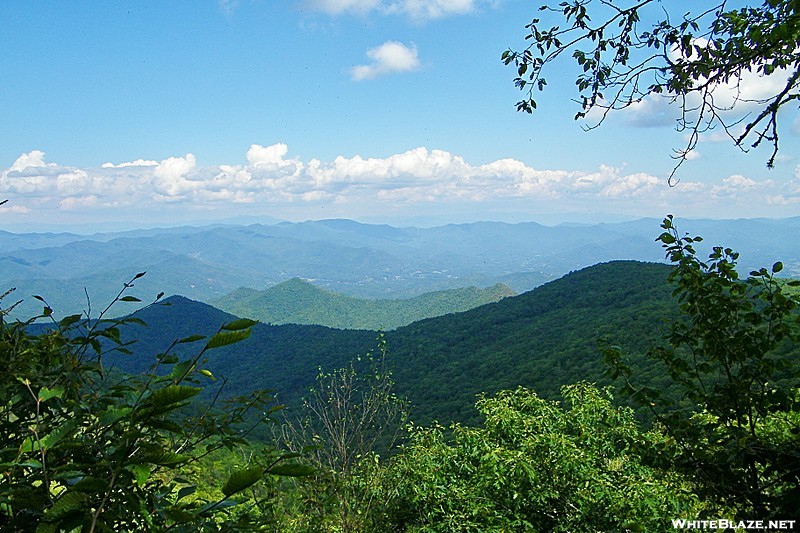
109 260 682 427
212 277 516 330
3 217 797 319
384 260 678 424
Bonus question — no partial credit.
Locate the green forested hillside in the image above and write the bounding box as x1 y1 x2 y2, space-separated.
385 260 677 424
106 295 376 395
212 278 516 330
5 217 797 319
10 256 799 529
111 260 679 427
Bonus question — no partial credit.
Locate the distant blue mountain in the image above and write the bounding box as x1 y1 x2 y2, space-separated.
1 217 797 319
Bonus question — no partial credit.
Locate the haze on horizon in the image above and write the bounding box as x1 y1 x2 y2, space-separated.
1 1 798 232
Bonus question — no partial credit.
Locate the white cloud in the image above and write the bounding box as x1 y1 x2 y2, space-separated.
56 170 96 194
387 0 477 20
710 173 763 198
9 150 53 172
101 159 159 168
247 143 290 166
623 96 677 128
724 174 757 188
152 154 198 197
351 41 420 80
0 202 30 214
623 38 798 130
308 0 482 19
308 0 381 15
59 195 98 210
3 144 798 224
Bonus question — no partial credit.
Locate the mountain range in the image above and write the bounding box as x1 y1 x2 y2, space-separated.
2 216 798 319
106 260 683 428
211 277 516 330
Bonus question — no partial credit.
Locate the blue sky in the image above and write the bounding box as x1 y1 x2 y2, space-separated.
1 0 798 231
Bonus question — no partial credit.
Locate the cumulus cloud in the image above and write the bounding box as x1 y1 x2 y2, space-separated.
351 41 420 80
710 174 763 198
2 144 797 223
153 154 199 198
9 150 54 172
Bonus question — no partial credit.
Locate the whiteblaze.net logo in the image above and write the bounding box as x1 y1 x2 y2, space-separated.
672 519 796 530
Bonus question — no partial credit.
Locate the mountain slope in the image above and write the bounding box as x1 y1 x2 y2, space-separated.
107 261 680 429
4 217 798 320
212 278 516 330
385 260 676 424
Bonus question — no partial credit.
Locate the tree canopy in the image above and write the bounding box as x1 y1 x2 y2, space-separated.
504 0 800 178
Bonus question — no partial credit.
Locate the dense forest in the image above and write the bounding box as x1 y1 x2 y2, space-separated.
100 260 675 428
212 278 515 331
2 217 799 530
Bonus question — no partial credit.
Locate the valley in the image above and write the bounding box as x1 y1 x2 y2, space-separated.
2 216 798 320
3 216 799 529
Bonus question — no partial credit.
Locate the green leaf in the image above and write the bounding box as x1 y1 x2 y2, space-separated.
146 419 184 434
222 465 264 497
119 295 141 302
772 261 783 273
128 464 151 487
222 318 259 331
59 314 82 328
147 385 201 407
268 463 316 477
71 476 109 494
40 420 77 450
122 316 147 327
199 499 240 515
43 491 86 520
37 385 65 402
6 460 42 469
177 485 197 501
162 507 196 524
205 329 251 350
98 406 132 427
177 334 206 344
144 450 190 466
169 360 194 381
18 435 38 454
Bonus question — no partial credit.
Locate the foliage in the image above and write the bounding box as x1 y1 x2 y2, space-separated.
386 260 678 426
108 262 681 429
213 278 516 331
604 215 800 517
277 335 408 532
379 383 707 532
0 275 310 532
504 0 800 174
